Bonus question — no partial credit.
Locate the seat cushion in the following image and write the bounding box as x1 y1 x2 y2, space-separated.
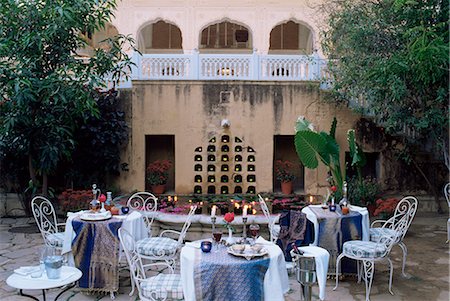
136 237 179 257
343 240 387 259
140 273 183 300
47 232 64 247
369 227 397 243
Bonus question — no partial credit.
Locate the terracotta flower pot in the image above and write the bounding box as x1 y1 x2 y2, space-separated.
151 184 166 194
281 181 293 195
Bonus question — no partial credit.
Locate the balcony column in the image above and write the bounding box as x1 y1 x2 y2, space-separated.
251 48 260 80
190 48 199 80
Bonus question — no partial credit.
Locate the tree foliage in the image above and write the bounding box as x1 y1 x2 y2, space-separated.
0 0 133 194
321 0 449 162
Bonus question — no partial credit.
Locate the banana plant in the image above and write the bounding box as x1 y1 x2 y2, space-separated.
294 116 365 194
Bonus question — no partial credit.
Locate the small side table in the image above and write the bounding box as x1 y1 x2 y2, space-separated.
6 266 82 301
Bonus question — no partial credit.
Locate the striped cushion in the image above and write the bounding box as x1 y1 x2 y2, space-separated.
47 232 64 247
343 240 387 259
140 273 183 300
136 237 179 257
369 227 397 243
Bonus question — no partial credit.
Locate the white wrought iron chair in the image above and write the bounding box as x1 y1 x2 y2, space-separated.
258 194 280 243
334 214 409 301
444 183 450 243
127 192 159 236
31 196 65 252
369 196 418 277
119 228 183 301
135 205 197 268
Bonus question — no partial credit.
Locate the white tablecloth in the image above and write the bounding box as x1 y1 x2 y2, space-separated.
180 238 289 301
61 211 147 260
301 204 370 246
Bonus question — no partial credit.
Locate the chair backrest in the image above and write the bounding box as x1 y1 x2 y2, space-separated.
119 228 175 301
376 214 409 256
31 196 59 246
258 194 276 242
444 183 450 208
127 192 158 234
178 205 197 244
390 196 418 240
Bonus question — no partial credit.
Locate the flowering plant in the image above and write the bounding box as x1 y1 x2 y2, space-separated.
223 212 235 231
274 160 297 183
58 189 92 213
373 198 399 217
146 160 172 185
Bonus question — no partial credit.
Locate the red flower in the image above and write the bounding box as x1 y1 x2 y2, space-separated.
98 194 106 203
331 186 337 192
224 212 235 223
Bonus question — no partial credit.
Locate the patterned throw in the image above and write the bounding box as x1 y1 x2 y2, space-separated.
309 206 362 274
194 248 270 301
72 217 123 293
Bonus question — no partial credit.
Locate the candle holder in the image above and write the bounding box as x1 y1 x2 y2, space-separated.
211 216 217 234
242 217 247 242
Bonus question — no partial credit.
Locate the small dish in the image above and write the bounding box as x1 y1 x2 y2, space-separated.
231 244 245 254
251 244 263 253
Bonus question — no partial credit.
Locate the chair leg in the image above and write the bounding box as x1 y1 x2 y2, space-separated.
333 253 344 291
386 257 394 295
357 260 362 283
129 270 135 296
398 242 408 277
362 260 374 301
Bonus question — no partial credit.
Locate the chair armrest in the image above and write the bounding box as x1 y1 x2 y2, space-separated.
159 230 181 239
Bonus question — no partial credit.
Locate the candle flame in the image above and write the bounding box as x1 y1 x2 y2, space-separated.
252 209 257 215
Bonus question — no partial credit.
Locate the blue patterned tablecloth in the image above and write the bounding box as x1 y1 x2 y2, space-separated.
71 217 122 293
194 247 270 301
309 206 362 274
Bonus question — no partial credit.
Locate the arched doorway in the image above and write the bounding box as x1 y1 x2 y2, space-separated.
138 20 183 53
199 20 252 52
269 21 313 54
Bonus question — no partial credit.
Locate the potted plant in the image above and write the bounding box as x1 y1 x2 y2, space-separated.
275 160 297 194
146 160 172 194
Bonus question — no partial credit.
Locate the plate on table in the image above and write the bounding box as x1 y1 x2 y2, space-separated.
227 245 268 260
80 211 112 221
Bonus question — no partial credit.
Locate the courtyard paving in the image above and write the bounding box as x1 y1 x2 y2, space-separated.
0 213 448 301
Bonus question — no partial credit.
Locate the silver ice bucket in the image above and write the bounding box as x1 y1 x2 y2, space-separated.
44 255 63 279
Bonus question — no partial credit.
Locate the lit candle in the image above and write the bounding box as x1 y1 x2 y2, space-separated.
168 196 172 202
174 196 178 203
252 209 257 215
309 195 313 204
211 205 217 217
188 199 192 203
235 203 240 209
243 205 248 217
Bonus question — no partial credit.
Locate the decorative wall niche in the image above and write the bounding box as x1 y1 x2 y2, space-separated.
193 135 256 194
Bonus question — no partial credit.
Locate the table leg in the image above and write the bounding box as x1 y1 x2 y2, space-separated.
19 289 42 301
54 283 76 301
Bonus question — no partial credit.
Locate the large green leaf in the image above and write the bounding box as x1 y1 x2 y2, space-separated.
295 131 327 169
347 129 366 167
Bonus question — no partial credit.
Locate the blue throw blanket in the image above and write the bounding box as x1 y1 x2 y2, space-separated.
72 217 122 293
194 248 270 301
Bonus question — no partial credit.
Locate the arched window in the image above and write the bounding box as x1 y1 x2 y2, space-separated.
138 20 182 53
269 21 313 54
200 21 252 51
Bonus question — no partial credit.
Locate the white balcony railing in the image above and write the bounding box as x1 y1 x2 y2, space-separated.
113 51 330 87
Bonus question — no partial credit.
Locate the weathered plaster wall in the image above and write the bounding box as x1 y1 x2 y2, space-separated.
117 81 360 196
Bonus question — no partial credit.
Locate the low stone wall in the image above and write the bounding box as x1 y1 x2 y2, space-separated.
0 193 26 217
149 213 273 242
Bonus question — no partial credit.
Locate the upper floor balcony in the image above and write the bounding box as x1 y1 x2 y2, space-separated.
130 51 329 82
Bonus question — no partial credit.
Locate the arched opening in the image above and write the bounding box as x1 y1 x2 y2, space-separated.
78 23 119 57
138 20 182 53
269 21 313 54
199 21 252 53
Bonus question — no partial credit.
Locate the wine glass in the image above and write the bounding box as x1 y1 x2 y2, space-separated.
212 229 223 252
249 224 260 244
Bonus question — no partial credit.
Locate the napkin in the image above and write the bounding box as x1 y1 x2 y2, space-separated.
14 266 41 276
255 236 274 246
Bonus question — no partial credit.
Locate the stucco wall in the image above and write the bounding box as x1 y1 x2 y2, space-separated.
117 81 360 196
